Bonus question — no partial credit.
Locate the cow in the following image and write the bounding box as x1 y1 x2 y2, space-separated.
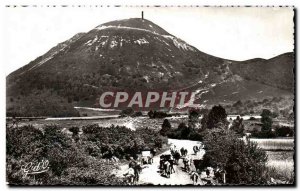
128 160 142 183
163 161 171 178
169 159 175 174
180 147 185 156
150 148 157 157
172 150 181 165
141 156 151 164
123 167 135 185
183 156 191 172
180 147 188 157
193 145 200 155
190 171 200 185
214 168 226 184
134 163 142 182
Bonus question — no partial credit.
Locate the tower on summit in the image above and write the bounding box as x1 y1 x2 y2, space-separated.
142 11 144 20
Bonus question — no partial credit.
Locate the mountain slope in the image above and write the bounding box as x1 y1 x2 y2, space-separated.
229 52 294 91
6 18 294 117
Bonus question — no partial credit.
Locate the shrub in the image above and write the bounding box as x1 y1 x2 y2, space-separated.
206 105 228 129
148 110 170 119
119 108 134 117
201 129 269 185
7 124 167 185
231 116 244 135
275 126 294 137
167 122 204 141
160 119 171 136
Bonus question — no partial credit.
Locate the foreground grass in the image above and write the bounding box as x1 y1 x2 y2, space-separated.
266 160 294 183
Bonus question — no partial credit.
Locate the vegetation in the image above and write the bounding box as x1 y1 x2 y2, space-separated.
188 109 201 128
250 139 294 151
6 103 294 185
201 105 228 130
119 108 134 117
148 110 171 119
261 109 273 133
160 119 171 136
274 126 294 137
166 122 204 141
224 97 294 120
6 90 79 117
200 128 269 185
6 124 167 185
231 116 244 135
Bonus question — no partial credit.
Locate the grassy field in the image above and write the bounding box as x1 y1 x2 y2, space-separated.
250 138 294 183
266 151 294 182
7 116 189 131
250 138 294 151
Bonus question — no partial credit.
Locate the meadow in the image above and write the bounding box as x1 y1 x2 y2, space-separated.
250 138 294 183
250 138 294 151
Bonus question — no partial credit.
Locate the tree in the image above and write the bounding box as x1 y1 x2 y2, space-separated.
160 119 171 136
69 126 80 142
261 109 273 133
148 110 154 118
201 129 268 184
188 109 200 128
133 111 143 117
231 116 244 135
120 108 134 116
200 113 209 130
206 105 228 129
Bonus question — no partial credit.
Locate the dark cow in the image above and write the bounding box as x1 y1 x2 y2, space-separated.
150 148 157 157
173 150 181 165
128 160 142 183
169 159 175 174
180 147 185 156
214 168 226 184
183 156 191 172
193 145 200 155
190 171 200 185
180 147 188 156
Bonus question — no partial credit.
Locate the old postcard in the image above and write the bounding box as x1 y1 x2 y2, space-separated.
5 6 295 186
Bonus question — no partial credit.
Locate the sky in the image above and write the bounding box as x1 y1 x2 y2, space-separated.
3 6 294 75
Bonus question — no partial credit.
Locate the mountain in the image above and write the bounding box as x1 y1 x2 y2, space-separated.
230 52 294 91
6 18 294 117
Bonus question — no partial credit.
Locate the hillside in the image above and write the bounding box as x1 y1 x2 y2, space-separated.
229 52 294 91
6 18 294 117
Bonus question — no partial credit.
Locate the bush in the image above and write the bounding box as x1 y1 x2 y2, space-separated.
166 122 204 141
231 116 244 135
119 108 134 117
160 119 171 136
132 111 143 117
148 110 170 118
201 129 269 185
7 124 167 185
275 126 294 137
206 105 228 129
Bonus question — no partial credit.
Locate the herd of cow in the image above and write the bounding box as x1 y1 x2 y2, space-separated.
123 144 226 185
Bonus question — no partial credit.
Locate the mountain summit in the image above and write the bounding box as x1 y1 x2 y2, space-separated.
7 18 294 116
96 18 171 35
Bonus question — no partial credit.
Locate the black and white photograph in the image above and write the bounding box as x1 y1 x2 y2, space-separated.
4 6 295 186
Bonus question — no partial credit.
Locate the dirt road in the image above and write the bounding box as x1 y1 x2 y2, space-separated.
114 139 206 185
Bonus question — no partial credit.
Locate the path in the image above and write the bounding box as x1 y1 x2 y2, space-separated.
114 138 206 185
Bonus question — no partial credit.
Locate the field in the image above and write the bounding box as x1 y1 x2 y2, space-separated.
7 116 188 131
250 138 294 183
250 138 294 151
